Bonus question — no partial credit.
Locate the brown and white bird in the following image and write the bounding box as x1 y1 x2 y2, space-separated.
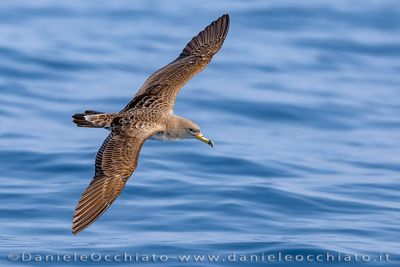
71 14 229 234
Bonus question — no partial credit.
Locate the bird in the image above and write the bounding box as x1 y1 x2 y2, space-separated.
71 14 230 234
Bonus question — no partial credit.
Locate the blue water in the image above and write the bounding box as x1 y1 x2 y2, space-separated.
1 0 399 266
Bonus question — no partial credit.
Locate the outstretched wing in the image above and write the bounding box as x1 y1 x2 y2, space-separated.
122 14 229 112
72 129 145 234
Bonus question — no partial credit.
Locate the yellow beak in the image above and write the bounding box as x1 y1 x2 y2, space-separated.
195 133 214 147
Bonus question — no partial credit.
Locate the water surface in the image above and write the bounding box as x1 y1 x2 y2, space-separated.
0 0 399 266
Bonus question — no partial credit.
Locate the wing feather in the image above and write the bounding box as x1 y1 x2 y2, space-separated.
72 130 145 234
122 14 229 112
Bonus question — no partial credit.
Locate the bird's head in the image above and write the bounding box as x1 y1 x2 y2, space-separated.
172 116 214 147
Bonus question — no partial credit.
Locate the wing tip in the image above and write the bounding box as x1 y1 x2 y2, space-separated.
71 214 86 235
71 207 103 235
221 13 230 24
220 14 230 38
177 13 230 60
208 13 230 40
71 227 80 235
72 218 85 235
217 14 230 29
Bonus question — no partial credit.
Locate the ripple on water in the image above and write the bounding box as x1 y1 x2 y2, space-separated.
0 1 400 266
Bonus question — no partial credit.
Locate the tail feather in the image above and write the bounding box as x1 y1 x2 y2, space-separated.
72 110 116 128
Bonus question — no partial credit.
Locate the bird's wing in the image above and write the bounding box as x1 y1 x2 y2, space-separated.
121 14 229 112
72 129 146 234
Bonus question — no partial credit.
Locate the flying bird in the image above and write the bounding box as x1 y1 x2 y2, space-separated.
72 14 229 234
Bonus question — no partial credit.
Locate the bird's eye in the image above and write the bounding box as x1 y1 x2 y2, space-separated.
188 128 195 133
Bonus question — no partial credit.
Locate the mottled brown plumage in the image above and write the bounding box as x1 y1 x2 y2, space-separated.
72 14 229 234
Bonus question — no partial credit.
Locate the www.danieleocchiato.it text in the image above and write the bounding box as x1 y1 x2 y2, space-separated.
7 252 391 263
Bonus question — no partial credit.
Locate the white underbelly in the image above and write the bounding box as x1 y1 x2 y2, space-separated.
149 131 180 141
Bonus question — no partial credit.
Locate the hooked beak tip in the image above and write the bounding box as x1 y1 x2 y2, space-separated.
208 140 214 148
195 133 214 148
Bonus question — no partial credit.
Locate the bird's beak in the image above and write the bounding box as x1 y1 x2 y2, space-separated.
195 133 214 147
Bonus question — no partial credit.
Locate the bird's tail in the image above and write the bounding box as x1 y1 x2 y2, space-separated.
72 110 117 128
